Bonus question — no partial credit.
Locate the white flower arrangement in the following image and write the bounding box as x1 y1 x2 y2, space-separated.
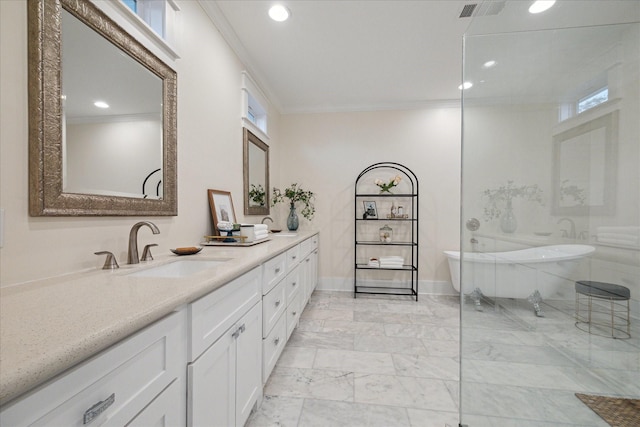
375 175 402 193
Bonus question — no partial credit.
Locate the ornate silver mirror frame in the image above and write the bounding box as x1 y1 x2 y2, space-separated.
28 0 177 216
243 128 270 216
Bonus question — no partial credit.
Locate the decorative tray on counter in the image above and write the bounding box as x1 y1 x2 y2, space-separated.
201 235 271 247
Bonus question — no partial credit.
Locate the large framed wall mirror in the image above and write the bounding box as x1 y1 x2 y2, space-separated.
28 0 177 216
552 110 618 216
243 128 270 216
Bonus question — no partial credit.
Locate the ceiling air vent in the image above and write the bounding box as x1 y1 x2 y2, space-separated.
459 1 505 18
459 3 477 18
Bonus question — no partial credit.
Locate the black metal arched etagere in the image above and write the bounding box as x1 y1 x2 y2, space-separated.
354 162 418 300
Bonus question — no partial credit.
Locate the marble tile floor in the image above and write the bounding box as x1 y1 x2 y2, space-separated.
246 291 639 427
247 291 460 427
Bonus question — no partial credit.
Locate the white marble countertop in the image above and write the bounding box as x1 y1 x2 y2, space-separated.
0 231 317 406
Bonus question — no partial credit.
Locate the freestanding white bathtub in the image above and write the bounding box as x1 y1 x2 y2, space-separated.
444 244 595 316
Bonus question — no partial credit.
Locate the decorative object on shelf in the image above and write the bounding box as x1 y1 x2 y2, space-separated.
379 224 393 243
386 212 409 219
482 181 544 234
208 189 237 235
379 256 404 269
375 175 402 193
272 183 315 231
363 201 378 219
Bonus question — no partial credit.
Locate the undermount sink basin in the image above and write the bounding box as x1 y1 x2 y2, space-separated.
127 259 230 278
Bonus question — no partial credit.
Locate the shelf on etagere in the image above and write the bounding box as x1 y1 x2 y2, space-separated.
355 240 417 246
354 286 417 296
355 193 416 198
355 264 417 271
356 218 416 222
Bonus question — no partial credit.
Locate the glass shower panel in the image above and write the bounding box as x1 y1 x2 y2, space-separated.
460 15 639 426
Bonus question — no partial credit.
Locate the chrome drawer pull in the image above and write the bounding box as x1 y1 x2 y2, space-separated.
83 393 115 424
274 337 280 346
239 324 246 333
292 255 297 260
275 267 281 274
275 300 281 307
292 311 297 316
292 282 297 287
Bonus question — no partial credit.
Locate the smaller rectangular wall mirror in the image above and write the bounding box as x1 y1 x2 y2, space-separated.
243 128 270 216
552 110 618 216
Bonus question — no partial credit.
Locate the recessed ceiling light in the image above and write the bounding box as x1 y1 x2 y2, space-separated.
94 101 109 109
458 81 473 90
269 4 290 22
483 60 497 68
529 0 556 14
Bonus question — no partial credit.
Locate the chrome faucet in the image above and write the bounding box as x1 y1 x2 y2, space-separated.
557 217 576 239
128 221 160 264
261 216 273 225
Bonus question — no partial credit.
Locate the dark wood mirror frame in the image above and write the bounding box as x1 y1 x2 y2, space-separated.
28 0 177 216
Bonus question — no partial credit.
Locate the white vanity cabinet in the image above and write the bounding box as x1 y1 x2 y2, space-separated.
187 267 262 427
0 311 187 427
260 234 319 383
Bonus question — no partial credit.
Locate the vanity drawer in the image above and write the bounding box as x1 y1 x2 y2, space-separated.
286 245 301 270
300 238 312 258
286 290 303 339
262 313 287 383
189 267 261 361
263 253 286 295
286 264 302 303
262 278 287 337
0 311 185 427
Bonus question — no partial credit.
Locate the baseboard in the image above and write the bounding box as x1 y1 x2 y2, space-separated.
317 277 458 296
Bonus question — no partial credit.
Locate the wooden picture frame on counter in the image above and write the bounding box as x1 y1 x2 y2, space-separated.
208 189 237 235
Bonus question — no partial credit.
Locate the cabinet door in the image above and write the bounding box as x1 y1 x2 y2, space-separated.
310 249 318 292
235 302 263 427
188 330 235 427
302 256 312 304
127 379 185 427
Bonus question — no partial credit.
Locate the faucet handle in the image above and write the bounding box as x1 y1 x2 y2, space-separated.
95 251 119 270
141 244 158 261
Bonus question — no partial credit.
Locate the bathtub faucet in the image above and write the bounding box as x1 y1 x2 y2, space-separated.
557 217 576 239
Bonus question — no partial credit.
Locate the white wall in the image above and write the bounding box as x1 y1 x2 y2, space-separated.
276 108 461 293
1 1 461 292
0 0 280 285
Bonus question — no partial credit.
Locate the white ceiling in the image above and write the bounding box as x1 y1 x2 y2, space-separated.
200 1 639 114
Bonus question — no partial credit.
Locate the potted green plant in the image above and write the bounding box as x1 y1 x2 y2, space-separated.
272 183 315 231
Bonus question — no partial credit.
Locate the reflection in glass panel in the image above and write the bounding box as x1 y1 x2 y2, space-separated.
61 9 163 199
460 12 639 426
